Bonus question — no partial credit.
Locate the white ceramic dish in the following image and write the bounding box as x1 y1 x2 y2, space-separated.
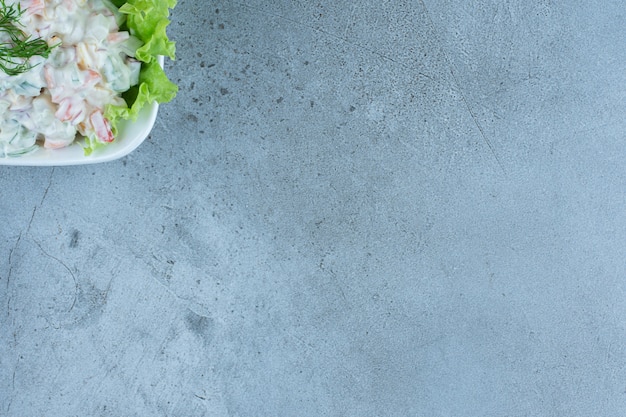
0 56 163 166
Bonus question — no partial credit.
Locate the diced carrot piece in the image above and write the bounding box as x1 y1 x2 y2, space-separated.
89 110 114 143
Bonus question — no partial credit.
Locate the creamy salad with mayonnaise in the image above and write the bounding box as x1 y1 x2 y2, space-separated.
0 0 177 157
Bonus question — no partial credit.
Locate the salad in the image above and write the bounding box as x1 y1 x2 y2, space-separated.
0 0 177 157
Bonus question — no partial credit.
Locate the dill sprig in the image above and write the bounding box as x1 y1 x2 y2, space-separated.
0 0 56 76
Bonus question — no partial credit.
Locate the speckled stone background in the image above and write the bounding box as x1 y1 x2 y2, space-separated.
2 1 626 416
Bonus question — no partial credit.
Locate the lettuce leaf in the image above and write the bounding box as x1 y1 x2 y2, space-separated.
88 0 178 154
105 59 178 135
119 0 177 62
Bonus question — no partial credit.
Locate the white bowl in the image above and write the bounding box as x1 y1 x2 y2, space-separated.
0 57 163 166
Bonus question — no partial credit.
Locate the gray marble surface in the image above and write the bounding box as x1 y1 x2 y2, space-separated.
2 1 626 416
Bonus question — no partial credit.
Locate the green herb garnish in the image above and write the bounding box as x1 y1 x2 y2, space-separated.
0 0 56 76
